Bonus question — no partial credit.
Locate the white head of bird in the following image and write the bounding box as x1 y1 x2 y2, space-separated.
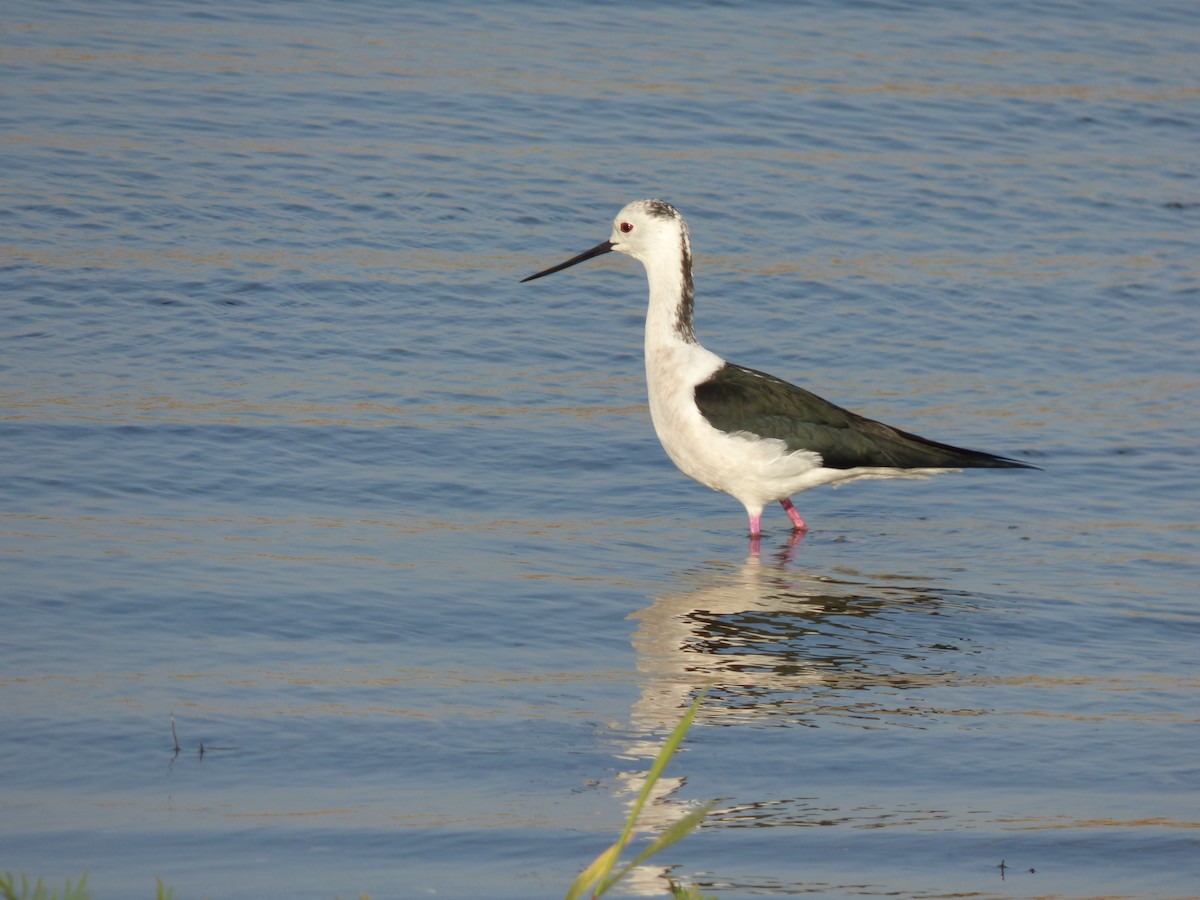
608 199 692 266
522 199 698 346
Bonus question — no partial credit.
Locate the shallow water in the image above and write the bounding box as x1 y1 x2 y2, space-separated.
2 2 1198 898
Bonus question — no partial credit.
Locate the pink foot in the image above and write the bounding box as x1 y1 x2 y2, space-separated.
779 498 808 532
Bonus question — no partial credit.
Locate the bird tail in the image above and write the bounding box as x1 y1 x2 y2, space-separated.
889 424 1040 470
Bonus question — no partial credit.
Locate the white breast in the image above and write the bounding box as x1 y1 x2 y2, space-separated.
644 342 829 511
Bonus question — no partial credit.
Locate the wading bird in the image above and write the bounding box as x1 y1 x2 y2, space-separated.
522 199 1035 539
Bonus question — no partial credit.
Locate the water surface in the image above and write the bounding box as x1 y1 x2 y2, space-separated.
2 2 1198 898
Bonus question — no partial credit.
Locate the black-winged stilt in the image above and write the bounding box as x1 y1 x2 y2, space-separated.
521 199 1036 538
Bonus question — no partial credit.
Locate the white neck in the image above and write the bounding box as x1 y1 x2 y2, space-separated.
641 236 697 355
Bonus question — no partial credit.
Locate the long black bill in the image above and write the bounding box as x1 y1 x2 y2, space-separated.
520 239 614 283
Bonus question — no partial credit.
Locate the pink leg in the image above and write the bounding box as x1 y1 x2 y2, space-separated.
747 512 764 556
747 512 762 536
779 498 808 532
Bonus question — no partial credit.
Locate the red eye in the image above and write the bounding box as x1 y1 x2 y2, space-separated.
619 222 634 233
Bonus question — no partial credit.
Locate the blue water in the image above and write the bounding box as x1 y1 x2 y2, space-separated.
2 2 1198 898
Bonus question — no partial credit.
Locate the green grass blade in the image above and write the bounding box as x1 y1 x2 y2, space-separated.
626 802 713 869
567 688 709 899
616 688 707 848
603 802 713 891
564 841 622 900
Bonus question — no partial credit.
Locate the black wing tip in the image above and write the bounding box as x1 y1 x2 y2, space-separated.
959 451 1042 470
989 458 1041 470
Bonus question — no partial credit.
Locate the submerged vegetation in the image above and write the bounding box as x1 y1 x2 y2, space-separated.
7 695 713 900
0 873 90 900
0 873 178 900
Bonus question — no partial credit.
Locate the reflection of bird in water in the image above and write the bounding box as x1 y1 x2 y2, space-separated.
628 547 959 734
608 547 974 895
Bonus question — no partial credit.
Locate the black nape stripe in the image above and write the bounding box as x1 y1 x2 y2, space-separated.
675 234 696 343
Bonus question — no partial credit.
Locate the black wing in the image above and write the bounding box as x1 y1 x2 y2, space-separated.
694 363 1035 470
